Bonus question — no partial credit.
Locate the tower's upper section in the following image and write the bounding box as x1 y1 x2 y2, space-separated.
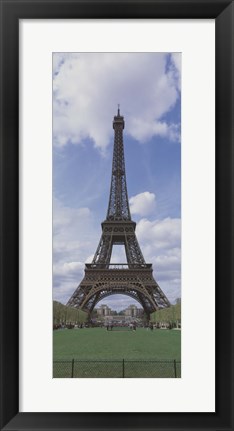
106 108 131 221
113 105 125 129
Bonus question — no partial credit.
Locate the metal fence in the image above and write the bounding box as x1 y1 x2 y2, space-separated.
53 359 181 378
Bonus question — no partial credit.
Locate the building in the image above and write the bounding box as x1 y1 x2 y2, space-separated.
124 304 143 318
97 304 113 317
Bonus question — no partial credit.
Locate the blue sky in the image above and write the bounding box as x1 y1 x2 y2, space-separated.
53 53 181 311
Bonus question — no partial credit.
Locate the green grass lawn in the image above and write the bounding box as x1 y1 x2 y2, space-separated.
54 327 181 360
53 328 181 378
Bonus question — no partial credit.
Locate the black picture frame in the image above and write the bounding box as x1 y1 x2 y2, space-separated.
0 0 233 430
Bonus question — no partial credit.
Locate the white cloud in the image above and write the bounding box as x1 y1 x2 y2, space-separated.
53 198 100 303
110 244 128 264
170 53 181 91
53 198 95 258
129 192 156 216
136 217 181 251
135 217 181 303
53 280 79 304
53 199 91 233
98 295 142 311
127 118 180 143
154 247 181 271
85 254 95 263
53 53 181 150
53 261 84 278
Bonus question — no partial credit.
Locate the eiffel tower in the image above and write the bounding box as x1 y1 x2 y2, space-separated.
67 107 170 318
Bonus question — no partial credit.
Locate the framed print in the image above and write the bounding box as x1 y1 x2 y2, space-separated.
0 0 233 430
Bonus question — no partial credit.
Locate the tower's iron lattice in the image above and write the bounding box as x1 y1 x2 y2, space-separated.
67 108 170 317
